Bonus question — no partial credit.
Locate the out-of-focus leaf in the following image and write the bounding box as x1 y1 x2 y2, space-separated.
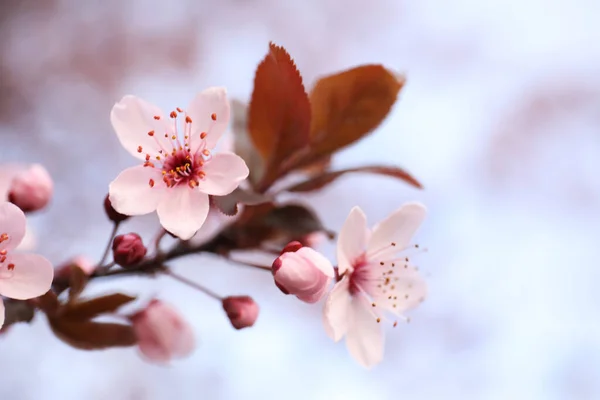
290 65 403 169
299 156 332 175
227 203 332 248
263 204 334 238
211 188 273 217
284 165 422 193
34 291 60 316
61 293 136 320
247 42 311 185
48 318 137 350
231 99 265 186
68 264 88 303
3 299 35 326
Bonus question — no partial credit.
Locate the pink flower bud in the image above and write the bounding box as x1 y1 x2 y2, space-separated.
103 195 129 223
222 296 259 330
55 255 96 279
130 299 195 363
272 241 334 304
8 164 53 212
112 233 147 267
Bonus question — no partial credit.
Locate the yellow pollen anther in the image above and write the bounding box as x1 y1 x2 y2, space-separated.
156 156 161 160
149 179 155 188
172 135 177 140
198 171 206 179
170 111 177 118
200 132 207 139
162 171 166 175
153 115 161 120
376 318 381 323
185 116 192 123
211 113 217 121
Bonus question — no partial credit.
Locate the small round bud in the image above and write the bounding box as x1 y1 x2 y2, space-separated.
103 195 129 223
112 233 147 267
272 242 334 304
222 296 259 330
8 164 53 212
130 299 195 363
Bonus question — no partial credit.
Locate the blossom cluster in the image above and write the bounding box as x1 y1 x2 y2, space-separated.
0 42 428 369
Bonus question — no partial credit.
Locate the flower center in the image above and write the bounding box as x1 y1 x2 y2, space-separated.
348 242 424 327
137 108 218 189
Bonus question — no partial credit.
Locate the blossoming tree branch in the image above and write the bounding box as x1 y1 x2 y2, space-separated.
0 42 427 368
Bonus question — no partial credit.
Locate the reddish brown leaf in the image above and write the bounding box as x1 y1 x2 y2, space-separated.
34 291 60 316
247 42 311 185
291 65 404 168
48 318 137 350
68 264 88 303
61 293 137 320
284 165 422 193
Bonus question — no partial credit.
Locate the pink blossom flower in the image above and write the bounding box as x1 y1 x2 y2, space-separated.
130 299 195 363
0 202 54 329
272 241 334 303
108 88 250 240
323 203 427 368
222 296 259 330
8 164 53 212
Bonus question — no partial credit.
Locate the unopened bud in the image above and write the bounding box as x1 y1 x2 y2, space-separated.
112 233 147 267
104 195 129 223
130 299 195 363
272 241 334 304
8 164 53 212
222 296 259 330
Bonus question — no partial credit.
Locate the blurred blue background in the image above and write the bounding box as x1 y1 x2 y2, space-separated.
0 0 599 399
